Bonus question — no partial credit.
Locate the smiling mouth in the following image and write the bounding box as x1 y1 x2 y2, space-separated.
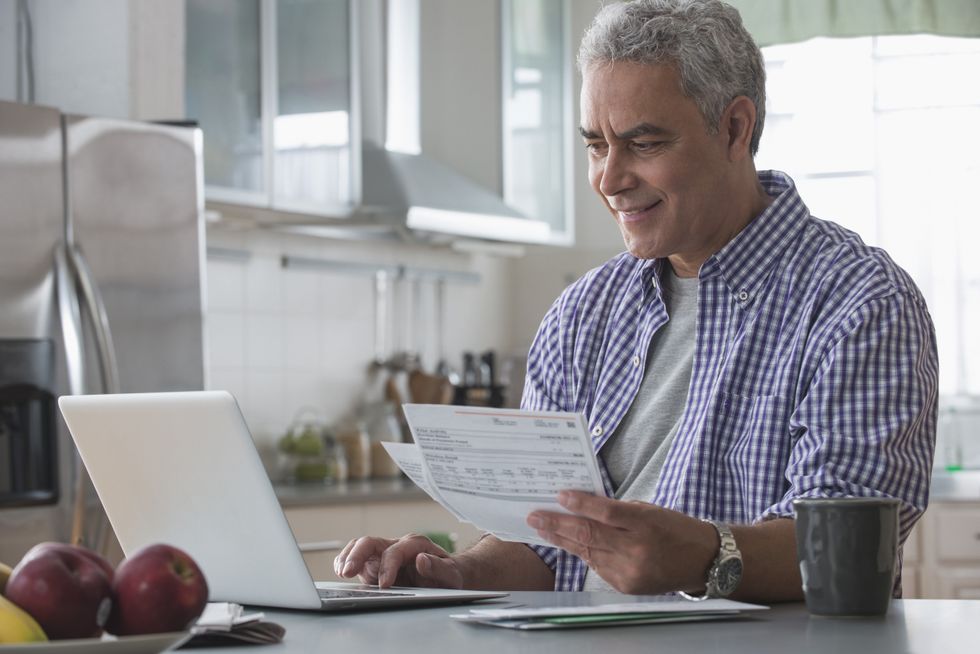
617 200 662 223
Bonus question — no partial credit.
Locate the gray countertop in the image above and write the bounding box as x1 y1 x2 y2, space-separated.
930 470 980 502
217 595 978 653
274 470 980 509
274 476 428 508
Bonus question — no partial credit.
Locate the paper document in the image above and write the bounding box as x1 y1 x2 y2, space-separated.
397 404 606 546
450 597 768 630
380 441 469 522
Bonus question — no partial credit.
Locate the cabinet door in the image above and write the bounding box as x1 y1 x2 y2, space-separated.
186 0 265 200
273 0 353 212
934 570 980 600
362 501 485 551
933 506 980 564
283 505 361 582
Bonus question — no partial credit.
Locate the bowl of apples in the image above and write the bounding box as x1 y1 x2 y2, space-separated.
0 542 208 653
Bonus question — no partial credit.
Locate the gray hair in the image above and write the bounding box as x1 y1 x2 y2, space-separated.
578 0 766 156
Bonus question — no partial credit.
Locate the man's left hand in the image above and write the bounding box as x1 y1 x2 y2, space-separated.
527 490 718 595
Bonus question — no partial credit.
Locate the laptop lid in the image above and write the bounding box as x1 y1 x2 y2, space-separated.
60 391 326 609
59 391 507 611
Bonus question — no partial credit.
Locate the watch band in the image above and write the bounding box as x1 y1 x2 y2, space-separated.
679 520 742 601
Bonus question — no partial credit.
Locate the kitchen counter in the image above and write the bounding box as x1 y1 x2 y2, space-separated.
274 477 428 508
217 596 978 653
275 470 980 509
929 470 980 501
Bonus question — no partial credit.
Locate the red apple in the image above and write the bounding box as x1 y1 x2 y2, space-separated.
106 543 209 636
5 542 114 640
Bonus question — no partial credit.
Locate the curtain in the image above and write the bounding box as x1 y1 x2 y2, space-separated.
727 0 980 46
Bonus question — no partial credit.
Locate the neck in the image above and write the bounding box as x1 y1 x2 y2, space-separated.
669 167 773 278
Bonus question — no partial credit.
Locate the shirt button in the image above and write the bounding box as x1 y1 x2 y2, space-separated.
632 355 641 367
592 426 603 437
736 290 749 302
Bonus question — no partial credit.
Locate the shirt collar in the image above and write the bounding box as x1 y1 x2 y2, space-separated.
635 171 809 304
704 170 809 304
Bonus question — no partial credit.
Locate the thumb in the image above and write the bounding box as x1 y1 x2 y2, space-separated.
414 552 463 589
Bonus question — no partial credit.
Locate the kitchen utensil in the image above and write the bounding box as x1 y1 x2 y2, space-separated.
409 370 454 405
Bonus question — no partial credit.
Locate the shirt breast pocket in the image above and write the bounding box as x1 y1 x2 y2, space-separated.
711 391 791 478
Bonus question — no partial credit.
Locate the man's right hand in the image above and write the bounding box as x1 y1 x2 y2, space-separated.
333 534 464 589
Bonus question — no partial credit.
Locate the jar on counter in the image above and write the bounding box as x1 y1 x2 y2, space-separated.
277 409 349 484
337 420 371 481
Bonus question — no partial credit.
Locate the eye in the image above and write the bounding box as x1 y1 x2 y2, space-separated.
585 141 608 156
632 141 664 153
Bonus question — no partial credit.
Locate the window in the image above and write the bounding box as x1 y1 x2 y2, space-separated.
756 35 980 397
502 0 573 243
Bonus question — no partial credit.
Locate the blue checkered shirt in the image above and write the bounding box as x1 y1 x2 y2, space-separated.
521 170 938 592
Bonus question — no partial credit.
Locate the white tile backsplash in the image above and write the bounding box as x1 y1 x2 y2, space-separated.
206 260 246 311
244 369 286 437
284 317 320 371
282 268 319 315
245 314 284 370
244 254 284 313
206 311 245 368
204 228 518 455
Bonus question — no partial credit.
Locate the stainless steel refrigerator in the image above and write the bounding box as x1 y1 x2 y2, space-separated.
0 100 206 563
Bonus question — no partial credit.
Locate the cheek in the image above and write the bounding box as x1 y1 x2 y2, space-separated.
587 160 603 193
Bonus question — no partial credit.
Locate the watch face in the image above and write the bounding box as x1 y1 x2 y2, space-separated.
715 557 744 595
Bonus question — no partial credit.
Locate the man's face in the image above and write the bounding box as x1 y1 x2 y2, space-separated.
581 61 737 270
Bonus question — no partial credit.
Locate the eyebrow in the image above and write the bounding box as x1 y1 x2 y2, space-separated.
579 123 671 140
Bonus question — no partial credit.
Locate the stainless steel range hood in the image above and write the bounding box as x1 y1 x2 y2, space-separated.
268 0 549 245
359 143 548 242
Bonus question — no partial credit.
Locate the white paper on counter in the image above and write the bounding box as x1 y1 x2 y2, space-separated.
380 441 469 522
401 404 606 546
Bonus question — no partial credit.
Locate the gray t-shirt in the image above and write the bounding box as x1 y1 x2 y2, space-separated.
582 268 698 591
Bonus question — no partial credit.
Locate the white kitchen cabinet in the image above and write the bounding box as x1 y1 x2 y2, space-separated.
901 520 921 598
283 499 484 581
186 0 353 214
909 500 980 599
186 0 575 245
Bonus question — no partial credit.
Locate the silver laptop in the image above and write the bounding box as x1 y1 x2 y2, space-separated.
59 391 507 611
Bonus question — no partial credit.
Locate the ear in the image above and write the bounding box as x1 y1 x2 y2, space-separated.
720 96 756 162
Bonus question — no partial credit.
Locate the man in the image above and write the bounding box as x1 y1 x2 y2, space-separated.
335 0 937 602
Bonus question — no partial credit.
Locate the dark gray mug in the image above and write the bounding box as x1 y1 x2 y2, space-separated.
793 497 900 616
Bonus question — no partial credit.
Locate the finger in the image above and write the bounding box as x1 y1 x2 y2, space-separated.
534 527 611 572
358 558 382 586
340 537 396 579
377 535 451 588
334 539 359 577
412 553 463 589
528 510 619 553
558 490 638 529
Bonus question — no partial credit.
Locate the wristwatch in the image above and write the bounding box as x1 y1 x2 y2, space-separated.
680 520 743 601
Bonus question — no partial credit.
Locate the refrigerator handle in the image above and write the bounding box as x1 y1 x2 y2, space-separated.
54 245 85 395
67 244 121 394
56 244 92 546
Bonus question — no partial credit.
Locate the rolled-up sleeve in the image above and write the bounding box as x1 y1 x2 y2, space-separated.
761 290 939 544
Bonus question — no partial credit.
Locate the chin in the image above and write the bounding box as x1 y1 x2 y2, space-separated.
623 239 665 261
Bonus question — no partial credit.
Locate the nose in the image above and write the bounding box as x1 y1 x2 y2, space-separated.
596 146 635 198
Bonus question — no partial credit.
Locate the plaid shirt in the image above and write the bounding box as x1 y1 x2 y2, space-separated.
522 171 938 591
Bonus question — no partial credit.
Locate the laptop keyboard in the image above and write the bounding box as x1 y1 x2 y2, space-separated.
318 588 413 599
